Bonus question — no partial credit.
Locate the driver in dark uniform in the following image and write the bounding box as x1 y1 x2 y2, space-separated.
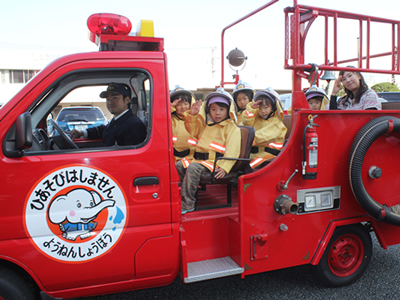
69 82 146 146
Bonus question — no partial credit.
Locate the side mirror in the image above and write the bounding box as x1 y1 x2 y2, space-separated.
16 112 33 150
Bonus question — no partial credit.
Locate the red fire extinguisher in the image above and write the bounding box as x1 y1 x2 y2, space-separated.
302 115 319 179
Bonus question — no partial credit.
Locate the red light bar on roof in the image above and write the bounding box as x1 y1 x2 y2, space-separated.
87 13 132 43
87 13 163 52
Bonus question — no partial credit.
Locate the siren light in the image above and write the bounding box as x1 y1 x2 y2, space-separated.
87 13 132 36
86 13 158 51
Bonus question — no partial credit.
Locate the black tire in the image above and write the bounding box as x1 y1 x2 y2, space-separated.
0 267 36 300
311 224 372 287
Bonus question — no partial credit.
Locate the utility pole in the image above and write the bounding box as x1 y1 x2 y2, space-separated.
211 47 217 78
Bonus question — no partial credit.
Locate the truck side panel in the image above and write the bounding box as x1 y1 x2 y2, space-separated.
240 111 400 275
0 54 180 297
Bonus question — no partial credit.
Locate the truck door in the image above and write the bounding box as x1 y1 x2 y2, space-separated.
0 57 179 292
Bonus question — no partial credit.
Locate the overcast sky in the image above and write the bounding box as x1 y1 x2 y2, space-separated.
1 0 399 90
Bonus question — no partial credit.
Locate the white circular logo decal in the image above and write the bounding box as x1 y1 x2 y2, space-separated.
24 165 128 262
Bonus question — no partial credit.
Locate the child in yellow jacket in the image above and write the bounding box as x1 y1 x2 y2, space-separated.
170 85 196 167
232 80 255 125
287 85 330 114
243 87 287 169
176 88 241 214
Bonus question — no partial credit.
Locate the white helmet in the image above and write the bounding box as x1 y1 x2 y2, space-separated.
204 87 233 103
254 87 284 120
305 85 328 101
170 85 195 102
254 87 281 104
232 80 255 97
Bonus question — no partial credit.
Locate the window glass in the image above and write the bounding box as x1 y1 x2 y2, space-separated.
144 79 151 117
23 70 37 82
28 70 37 81
7 69 152 156
24 70 29 83
3 70 40 84
57 108 105 122
12 70 24 83
0 70 6 84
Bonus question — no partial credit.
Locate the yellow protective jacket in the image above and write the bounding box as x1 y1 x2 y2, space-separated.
171 113 196 167
236 110 245 126
235 100 254 125
243 103 287 168
170 90 196 167
184 103 241 173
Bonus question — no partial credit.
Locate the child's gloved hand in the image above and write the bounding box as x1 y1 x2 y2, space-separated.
251 100 262 109
214 166 227 179
332 75 343 95
190 99 202 115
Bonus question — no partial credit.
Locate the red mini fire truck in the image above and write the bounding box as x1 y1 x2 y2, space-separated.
1 1 400 299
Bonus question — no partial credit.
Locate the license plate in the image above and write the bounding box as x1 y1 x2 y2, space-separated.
75 125 87 131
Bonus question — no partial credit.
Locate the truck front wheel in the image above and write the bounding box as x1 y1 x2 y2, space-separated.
0 267 36 300
312 224 372 287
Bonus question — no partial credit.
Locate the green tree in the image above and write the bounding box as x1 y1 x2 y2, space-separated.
371 82 400 92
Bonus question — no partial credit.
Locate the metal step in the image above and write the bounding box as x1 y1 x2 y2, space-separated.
185 256 243 283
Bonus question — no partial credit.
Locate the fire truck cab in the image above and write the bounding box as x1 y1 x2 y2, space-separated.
1 1 400 299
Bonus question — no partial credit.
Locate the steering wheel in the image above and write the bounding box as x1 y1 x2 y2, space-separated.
49 119 78 149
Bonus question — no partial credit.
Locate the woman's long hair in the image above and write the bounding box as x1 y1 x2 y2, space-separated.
339 67 369 104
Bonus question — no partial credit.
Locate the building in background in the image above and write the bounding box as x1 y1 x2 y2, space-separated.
0 48 63 106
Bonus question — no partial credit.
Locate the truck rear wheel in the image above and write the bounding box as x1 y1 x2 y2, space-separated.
312 224 372 287
0 267 35 300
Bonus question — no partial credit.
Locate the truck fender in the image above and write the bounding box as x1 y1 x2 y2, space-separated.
310 217 372 265
0 256 45 296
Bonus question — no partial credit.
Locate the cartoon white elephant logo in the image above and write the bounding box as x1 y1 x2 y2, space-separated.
49 188 115 241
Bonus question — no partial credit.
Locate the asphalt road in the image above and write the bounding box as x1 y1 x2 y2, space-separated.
74 234 400 300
